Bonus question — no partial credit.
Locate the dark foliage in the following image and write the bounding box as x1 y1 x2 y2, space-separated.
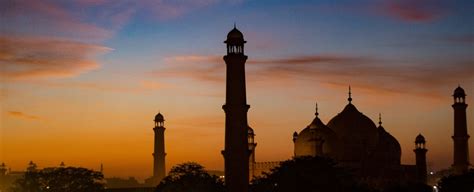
250 156 376 192
10 167 105 192
437 169 474 192
383 182 432 192
155 162 225 192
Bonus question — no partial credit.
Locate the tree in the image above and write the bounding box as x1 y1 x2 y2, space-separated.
437 169 474 192
156 162 225 192
10 170 41 192
383 182 432 192
250 156 375 192
10 167 105 192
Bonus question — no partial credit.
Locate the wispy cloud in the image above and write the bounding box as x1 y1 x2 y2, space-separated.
7 111 41 120
152 54 474 98
140 0 244 20
440 34 474 45
379 0 449 22
28 80 171 94
1 0 113 41
0 35 111 80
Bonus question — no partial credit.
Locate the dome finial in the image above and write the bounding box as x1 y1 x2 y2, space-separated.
378 113 382 126
234 22 236 29
315 102 319 117
348 86 352 103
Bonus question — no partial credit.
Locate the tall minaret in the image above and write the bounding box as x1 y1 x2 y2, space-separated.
414 134 428 184
222 25 249 192
153 112 166 184
452 86 470 174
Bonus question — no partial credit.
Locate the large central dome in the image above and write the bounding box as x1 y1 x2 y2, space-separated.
326 103 378 163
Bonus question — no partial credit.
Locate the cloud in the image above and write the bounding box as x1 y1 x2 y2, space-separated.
140 0 241 20
0 35 111 80
440 34 474 45
7 111 41 120
248 55 373 65
27 79 171 94
1 0 113 41
152 54 474 98
380 0 448 22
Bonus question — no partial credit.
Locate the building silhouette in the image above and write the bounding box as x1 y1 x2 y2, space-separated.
145 112 166 186
290 90 428 188
221 25 250 192
218 27 431 189
244 88 436 189
452 86 470 174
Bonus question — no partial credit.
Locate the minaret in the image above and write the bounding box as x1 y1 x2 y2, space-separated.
153 112 166 184
222 25 249 192
414 134 428 184
452 86 470 174
248 127 257 180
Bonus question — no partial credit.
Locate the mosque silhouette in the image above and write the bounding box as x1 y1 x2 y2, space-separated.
217 26 470 191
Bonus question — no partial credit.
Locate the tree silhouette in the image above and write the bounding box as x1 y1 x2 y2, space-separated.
383 182 432 192
437 169 474 192
10 167 105 192
155 162 224 192
250 156 375 192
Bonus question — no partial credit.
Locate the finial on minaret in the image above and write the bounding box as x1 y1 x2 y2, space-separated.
378 113 382 126
100 163 103 173
315 102 319 117
348 86 352 103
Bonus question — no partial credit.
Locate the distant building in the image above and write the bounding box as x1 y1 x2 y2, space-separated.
0 161 40 191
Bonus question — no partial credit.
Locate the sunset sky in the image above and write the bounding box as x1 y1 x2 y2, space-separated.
1 0 473 181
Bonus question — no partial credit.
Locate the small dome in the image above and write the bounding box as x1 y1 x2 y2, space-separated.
248 126 254 135
294 115 337 157
227 27 243 39
154 113 164 122
225 26 246 44
453 86 466 97
415 134 425 144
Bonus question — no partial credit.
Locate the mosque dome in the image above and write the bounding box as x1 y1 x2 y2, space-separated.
374 125 402 165
326 103 378 162
154 113 164 122
453 86 466 97
294 114 337 157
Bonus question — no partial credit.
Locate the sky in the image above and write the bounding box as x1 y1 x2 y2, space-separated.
1 0 473 181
